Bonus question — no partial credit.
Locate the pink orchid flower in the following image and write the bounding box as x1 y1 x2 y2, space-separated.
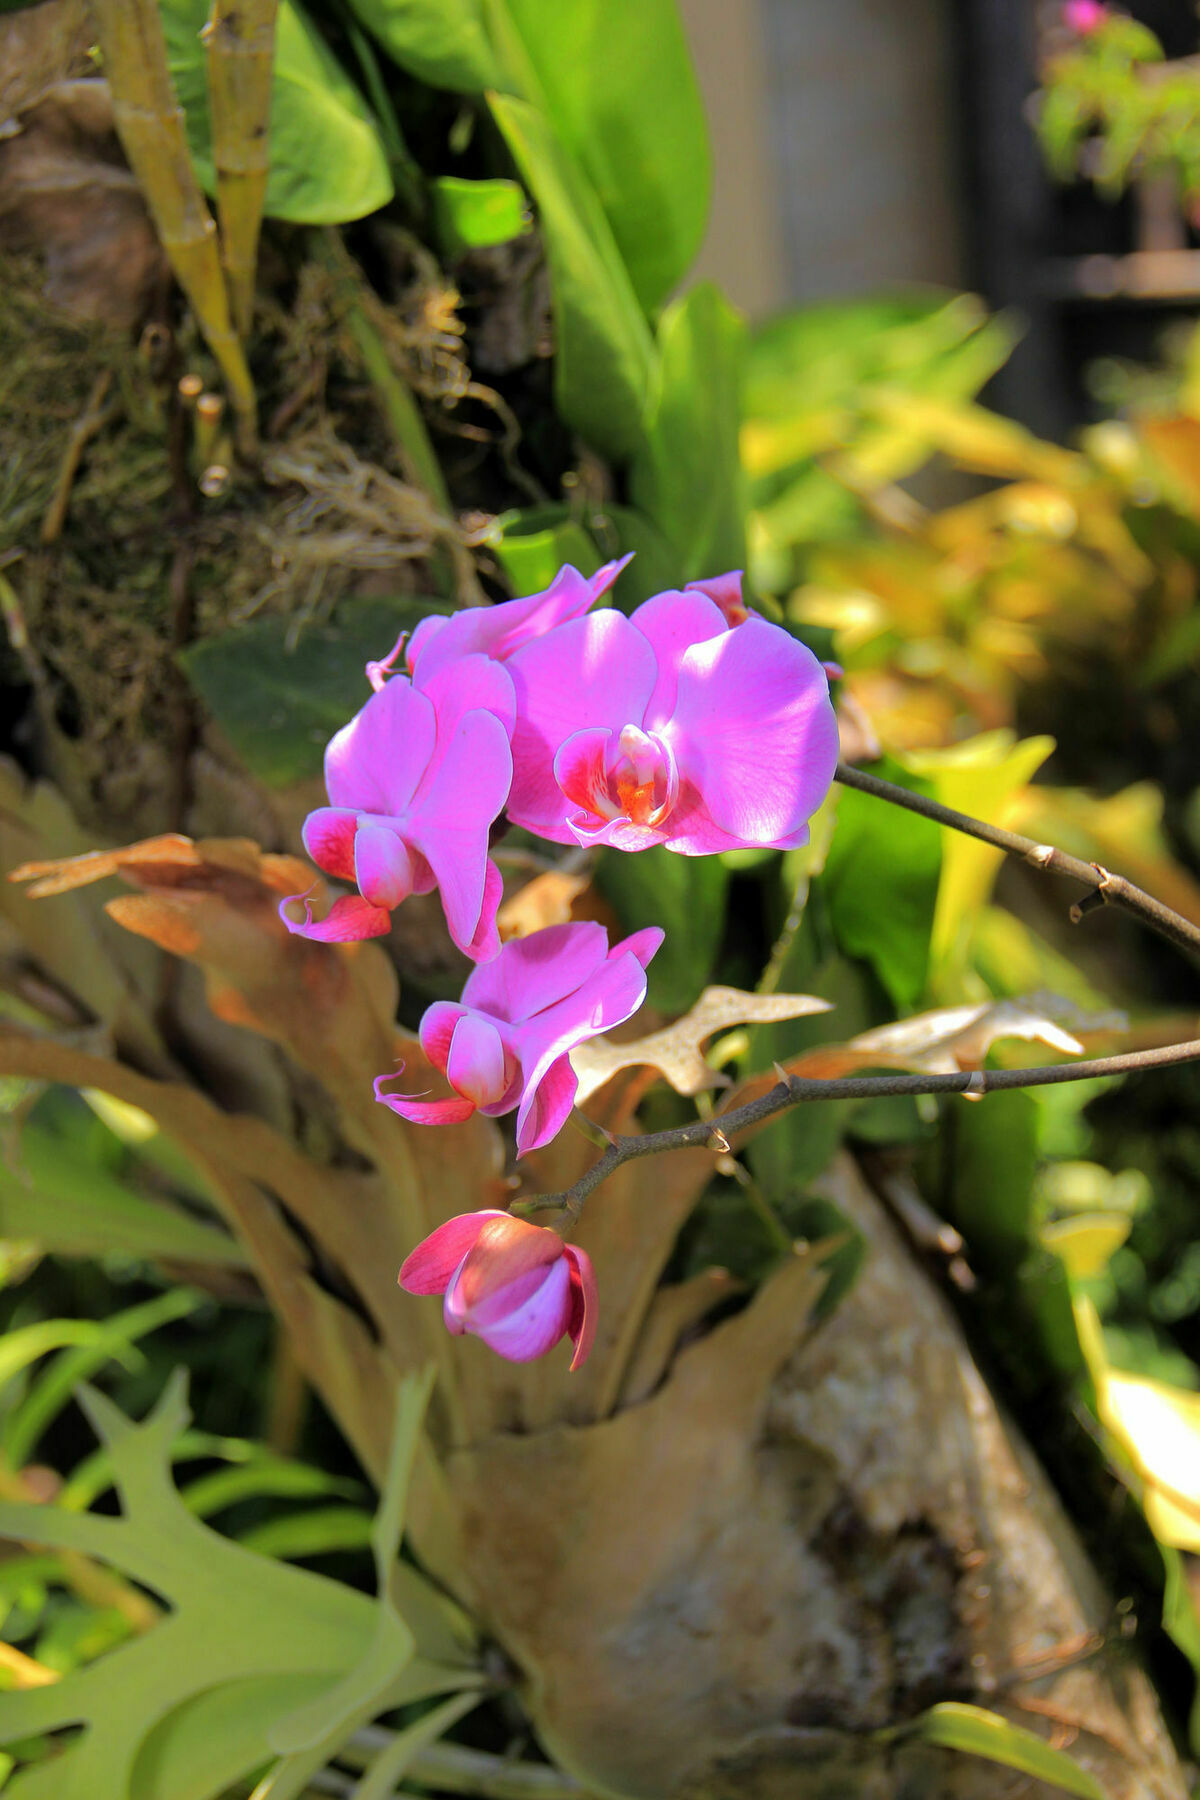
1063 0 1106 31
685 569 750 627
399 1210 597 1367
385 557 632 685
281 652 514 961
504 587 839 854
375 920 662 1154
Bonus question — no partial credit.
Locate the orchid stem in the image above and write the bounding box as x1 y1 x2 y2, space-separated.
517 764 1200 1223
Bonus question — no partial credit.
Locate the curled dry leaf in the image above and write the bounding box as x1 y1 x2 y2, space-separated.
570 984 832 1105
496 867 592 940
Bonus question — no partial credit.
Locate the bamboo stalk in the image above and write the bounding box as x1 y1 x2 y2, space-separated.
90 0 257 458
203 0 278 340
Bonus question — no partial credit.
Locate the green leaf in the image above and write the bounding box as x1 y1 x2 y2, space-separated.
497 0 710 311
2 1288 203 1471
182 1457 361 1521
822 759 940 1013
491 508 601 597
339 0 503 92
489 92 656 462
630 283 747 582
906 1701 1108 1799
162 0 393 224
0 1373 474 1800
0 1121 247 1270
948 1090 1039 1279
431 176 531 256
239 1505 374 1560
600 505 684 605
596 847 728 1015
178 597 449 787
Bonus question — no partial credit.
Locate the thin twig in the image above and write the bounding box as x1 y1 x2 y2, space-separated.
834 760 1200 961
515 763 1200 1223
40 372 116 545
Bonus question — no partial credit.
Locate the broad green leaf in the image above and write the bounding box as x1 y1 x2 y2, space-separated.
631 283 747 581
596 846 728 1015
1097 1366 1200 1552
162 0 393 224
903 732 1055 977
949 1089 1039 1278
0 1122 247 1270
822 757 940 1012
489 93 656 462
431 177 531 255
3 1288 203 1471
339 0 503 92
601 505 684 605
1162 1546 1200 1756
491 508 600 598
179 597 449 787
499 0 710 311
908 1702 1107 1799
0 1373 474 1800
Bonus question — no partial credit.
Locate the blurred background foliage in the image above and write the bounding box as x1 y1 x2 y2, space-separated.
6 1 1200 1796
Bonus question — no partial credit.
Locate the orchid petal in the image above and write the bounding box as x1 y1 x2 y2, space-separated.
461 920 610 1025
301 808 358 880
418 1002 466 1074
461 860 504 965
446 1014 511 1107
506 612 657 840
413 652 517 752
278 892 391 942
353 823 415 910
685 570 748 626
373 1077 477 1129
554 728 617 824
407 710 513 958
564 1244 598 1369
630 589 730 728
325 678 436 816
455 1253 574 1361
513 1053 579 1156
666 617 839 847
397 1210 507 1294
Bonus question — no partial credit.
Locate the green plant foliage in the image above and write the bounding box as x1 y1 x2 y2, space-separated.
821 758 941 1013
491 507 601 595
161 0 394 224
490 93 656 462
497 0 710 312
948 1090 1040 1279
630 283 747 582
0 1369 479 1799
904 1701 1108 1798
0 1121 246 1270
339 0 503 91
595 845 729 1015
431 176 531 256
178 597 450 787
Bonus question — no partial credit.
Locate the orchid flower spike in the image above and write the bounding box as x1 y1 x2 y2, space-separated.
399 1210 597 1368
1063 0 1107 32
504 584 839 855
281 652 514 961
375 920 662 1155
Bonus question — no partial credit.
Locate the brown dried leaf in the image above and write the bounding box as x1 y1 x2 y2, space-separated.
570 985 832 1106
496 868 592 940
0 77 166 327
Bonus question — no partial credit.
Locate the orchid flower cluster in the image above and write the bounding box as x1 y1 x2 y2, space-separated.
283 561 839 1366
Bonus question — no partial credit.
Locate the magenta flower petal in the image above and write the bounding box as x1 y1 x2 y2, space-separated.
418 1001 466 1073
553 727 615 826
666 617 839 847
324 679 436 815
613 926 666 973
513 1053 579 1156
446 1014 511 1108
301 808 358 881
353 823 415 910
461 920 609 1025
407 710 513 958
460 860 505 965
279 892 391 942
397 1209 509 1294
630 589 729 726
564 1244 598 1370
413 652 516 753
685 570 749 626
451 1252 574 1360
373 1072 477 1129
408 559 633 680
506 612 658 840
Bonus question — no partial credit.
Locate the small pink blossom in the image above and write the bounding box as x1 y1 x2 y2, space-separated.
375 921 661 1154
389 557 632 684
399 1210 597 1368
281 653 514 961
1063 0 1107 32
504 588 839 854
685 569 750 627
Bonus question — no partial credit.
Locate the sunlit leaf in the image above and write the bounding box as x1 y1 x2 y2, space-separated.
490 508 601 599
823 756 940 1011
162 0 394 224
571 985 831 1107
1040 1214 1132 1280
339 0 502 91
431 177 531 256
907 1701 1107 1799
